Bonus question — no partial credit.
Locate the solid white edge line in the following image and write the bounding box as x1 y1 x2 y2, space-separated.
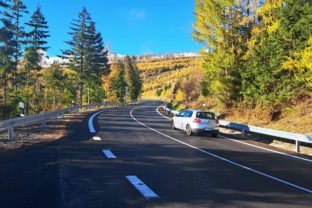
102 150 117 159
130 106 312 194
125 176 159 199
88 109 106 133
156 105 312 164
218 135 312 163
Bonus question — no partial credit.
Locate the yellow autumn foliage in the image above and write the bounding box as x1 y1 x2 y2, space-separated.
267 20 280 34
283 36 312 87
175 89 186 102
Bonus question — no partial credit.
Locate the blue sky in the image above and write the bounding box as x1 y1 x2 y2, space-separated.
23 0 201 57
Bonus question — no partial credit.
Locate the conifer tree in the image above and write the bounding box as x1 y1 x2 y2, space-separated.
3 0 28 92
124 56 142 101
43 62 68 109
103 61 127 102
112 61 127 102
21 5 49 114
24 5 49 72
62 7 108 105
0 0 14 118
62 7 91 105
193 0 266 107
85 21 108 103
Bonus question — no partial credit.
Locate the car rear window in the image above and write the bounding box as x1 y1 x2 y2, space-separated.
196 112 216 119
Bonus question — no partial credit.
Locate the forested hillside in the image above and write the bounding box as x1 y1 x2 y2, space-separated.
138 56 205 107
191 0 312 133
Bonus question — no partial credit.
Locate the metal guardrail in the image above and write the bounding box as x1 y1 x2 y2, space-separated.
160 105 312 153
0 102 126 140
164 107 179 115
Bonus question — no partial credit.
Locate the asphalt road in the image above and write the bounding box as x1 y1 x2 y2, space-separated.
0 100 311 208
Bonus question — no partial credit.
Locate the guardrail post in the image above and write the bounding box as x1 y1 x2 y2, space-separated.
8 126 14 140
42 119 46 128
61 113 64 119
295 140 300 153
54 115 58 122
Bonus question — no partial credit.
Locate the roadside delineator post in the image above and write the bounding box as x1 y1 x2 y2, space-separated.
8 126 14 140
295 140 300 153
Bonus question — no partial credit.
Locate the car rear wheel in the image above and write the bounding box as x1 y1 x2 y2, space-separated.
186 125 192 136
171 120 176 130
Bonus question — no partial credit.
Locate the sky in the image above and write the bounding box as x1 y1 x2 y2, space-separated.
23 0 202 57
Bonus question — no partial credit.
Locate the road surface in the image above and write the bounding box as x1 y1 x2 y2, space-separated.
0 100 311 207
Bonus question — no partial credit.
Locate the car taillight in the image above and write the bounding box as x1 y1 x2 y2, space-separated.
215 119 219 125
193 118 202 123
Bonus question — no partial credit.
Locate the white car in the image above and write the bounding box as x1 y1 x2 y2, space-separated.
171 109 219 137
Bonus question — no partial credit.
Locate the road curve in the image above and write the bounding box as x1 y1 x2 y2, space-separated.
0 100 311 208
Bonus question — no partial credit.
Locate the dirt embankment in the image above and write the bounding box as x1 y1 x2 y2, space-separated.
0 110 95 151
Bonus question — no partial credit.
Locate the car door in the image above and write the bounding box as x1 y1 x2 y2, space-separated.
175 111 186 129
182 110 193 130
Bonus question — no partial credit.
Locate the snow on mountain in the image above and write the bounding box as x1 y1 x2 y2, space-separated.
41 51 200 68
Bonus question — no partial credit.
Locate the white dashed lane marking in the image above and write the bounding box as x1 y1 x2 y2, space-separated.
92 136 101 141
126 176 160 199
102 150 117 159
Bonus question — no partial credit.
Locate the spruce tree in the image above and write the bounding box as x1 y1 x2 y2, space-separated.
62 7 90 105
85 21 108 103
86 21 108 77
3 0 28 93
21 5 49 114
24 5 49 71
0 0 14 118
112 61 127 102
62 7 108 105
124 56 142 101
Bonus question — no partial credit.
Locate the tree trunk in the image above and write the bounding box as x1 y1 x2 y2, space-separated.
87 86 90 105
3 79 7 119
53 87 56 110
78 82 83 105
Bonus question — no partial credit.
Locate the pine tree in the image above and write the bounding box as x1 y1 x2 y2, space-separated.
43 62 69 109
2 0 28 93
193 0 255 107
85 21 108 77
62 7 107 105
24 5 49 71
279 0 312 88
112 61 127 102
124 56 142 101
62 7 91 105
85 21 108 104
0 0 15 118
239 0 309 115
103 61 127 102
20 5 49 114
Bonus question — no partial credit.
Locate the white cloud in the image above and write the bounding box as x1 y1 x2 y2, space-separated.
129 9 147 21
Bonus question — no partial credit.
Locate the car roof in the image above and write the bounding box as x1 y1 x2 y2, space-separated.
183 109 214 113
